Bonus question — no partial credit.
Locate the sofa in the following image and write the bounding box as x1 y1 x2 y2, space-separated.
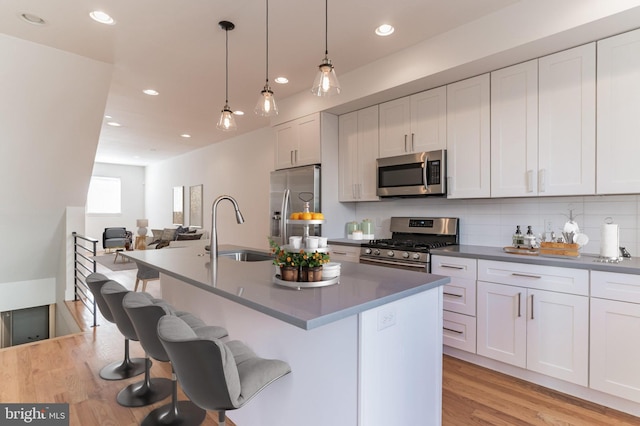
102 227 133 251
146 226 208 249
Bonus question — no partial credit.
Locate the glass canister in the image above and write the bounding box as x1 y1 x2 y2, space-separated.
360 219 373 236
346 221 359 236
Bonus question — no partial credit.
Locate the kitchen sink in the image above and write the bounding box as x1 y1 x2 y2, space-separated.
219 250 273 262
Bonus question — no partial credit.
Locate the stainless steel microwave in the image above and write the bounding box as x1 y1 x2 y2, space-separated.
376 150 446 197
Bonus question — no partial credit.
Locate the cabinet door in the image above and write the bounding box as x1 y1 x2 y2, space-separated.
356 105 380 201
338 112 359 201
539 43 596 196
275 122 297 169
477 281 526 367
590 298 640 402
446 74 491 198
597 29 640 194
378 97 411 158
490 60 538 197
443 310 476 353
526 289 588 386
432 255 477 316
295 114 321 166
410 86 447 152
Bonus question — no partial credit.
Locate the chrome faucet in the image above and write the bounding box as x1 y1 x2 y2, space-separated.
211 195 245 262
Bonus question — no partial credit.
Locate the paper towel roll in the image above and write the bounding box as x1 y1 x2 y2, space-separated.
600 223 619 258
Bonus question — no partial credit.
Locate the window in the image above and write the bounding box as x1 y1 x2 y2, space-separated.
87 176 121 214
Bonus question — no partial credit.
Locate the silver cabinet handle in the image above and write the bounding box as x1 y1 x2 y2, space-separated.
512 273 541 279
294 149 298 164
443 292 463 298
440 264 465 270
411 133 415 151
443 327 463 335
404 134 408 152
531 294 534 320
333 251 348 255
290 150 294 165
517 292 522 317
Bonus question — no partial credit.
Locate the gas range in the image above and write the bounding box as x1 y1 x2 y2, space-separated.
359 217 459 272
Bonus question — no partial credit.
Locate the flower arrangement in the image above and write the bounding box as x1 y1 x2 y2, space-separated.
269 237 300 267
299 250 330 268
268 237 331 282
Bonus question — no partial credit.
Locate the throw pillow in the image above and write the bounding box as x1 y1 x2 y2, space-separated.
176 233 202 241
160 228 177 241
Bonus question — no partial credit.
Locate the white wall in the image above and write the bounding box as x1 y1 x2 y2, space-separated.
145 127 276 250
85 163 146 246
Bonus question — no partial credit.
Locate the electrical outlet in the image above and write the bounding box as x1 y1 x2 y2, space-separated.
377 309 396 331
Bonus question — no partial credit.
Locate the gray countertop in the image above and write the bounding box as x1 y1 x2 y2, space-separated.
432 245 640 274
123 244 449 330
327 238 366 247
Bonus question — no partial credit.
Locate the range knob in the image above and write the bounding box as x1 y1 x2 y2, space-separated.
387 251 395 257
402 252 410 259
364 248 372 255
373 249 380 256
412 253 421 260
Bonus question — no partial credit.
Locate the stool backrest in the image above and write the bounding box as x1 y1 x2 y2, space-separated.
123 292 171 362
101 281 138 341
86 273 114 323
157 315 239 410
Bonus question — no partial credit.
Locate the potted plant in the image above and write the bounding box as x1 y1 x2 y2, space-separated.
269 238 301 282
299 251 330 282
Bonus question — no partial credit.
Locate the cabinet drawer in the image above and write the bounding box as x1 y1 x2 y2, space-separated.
432 256 476 280
329 244 360 263
591 270 640 303
478 260 588 296
442 278 476 316
443 311 476 353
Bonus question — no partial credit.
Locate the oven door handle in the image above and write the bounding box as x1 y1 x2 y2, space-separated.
360 257 427 271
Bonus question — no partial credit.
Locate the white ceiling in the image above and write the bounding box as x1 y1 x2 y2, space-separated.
0 0 519 166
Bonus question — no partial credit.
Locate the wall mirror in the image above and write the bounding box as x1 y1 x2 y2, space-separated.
189 184 203 228
172 186 184 225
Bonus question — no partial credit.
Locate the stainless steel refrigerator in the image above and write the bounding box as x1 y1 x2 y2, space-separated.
270 165 321 246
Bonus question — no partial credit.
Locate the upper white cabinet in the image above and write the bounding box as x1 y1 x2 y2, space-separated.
539 43 596 196
338 106 379 202
274 113 321 170
378 86 446 158
597 29 640 194
446 74 491 199
490 60 539 197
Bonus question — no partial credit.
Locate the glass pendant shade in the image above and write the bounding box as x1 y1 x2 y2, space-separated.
255 84 278 116
311 58 341 96
217 104 237 131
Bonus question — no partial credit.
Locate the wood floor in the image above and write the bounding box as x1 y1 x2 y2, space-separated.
1 260 639 425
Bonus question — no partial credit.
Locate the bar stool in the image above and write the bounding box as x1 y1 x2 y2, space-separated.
86 273 145 380
158 315 291 426
134 262 160 292
101 280 172 407
123 291 228 425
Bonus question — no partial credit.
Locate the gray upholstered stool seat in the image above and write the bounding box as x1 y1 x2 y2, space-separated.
134 262 160 292
123 291 228 426
101 281 172 407
86 273 145 380
158 315 291 426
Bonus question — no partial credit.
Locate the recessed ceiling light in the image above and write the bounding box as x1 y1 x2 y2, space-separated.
234 110 245 116
180 134 191 138
375 24 395 36
143 89 159 96
89 11 115 25
20 13 46 26
106 121 121 127
104 115 112 119
275 77 289 84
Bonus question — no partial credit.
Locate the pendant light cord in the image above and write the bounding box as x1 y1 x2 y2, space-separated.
324 0 328 56
225 26 229 104
266 0 269 83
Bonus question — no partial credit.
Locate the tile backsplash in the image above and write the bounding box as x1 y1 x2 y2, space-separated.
354 194 640 257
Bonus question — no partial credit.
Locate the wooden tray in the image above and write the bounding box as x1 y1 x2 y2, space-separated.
503 246 539 256
539 242 580 258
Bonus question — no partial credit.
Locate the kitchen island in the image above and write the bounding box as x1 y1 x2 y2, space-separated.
123 244 450 426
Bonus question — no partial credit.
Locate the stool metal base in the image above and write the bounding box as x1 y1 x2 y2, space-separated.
99 357 146 380
117 377 172 407
141 400 206 426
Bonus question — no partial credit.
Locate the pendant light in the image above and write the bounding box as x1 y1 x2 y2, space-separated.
311 0 340 96
217 21 237 131
255 0 278 116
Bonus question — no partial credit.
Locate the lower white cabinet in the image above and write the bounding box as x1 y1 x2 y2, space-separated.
590 271 640 403
443 310 476 353
329 244 360 263
477 260 589 386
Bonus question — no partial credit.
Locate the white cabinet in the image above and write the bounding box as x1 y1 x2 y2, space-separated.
590 271 640 402
274 113 321 169
446 74 491 198
490 60 538 197
378 87 446 158
432 255 477 353
329 243 360 263
539 43 596 196
338 106 379 201
477 260 589 386
597 28 640 194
